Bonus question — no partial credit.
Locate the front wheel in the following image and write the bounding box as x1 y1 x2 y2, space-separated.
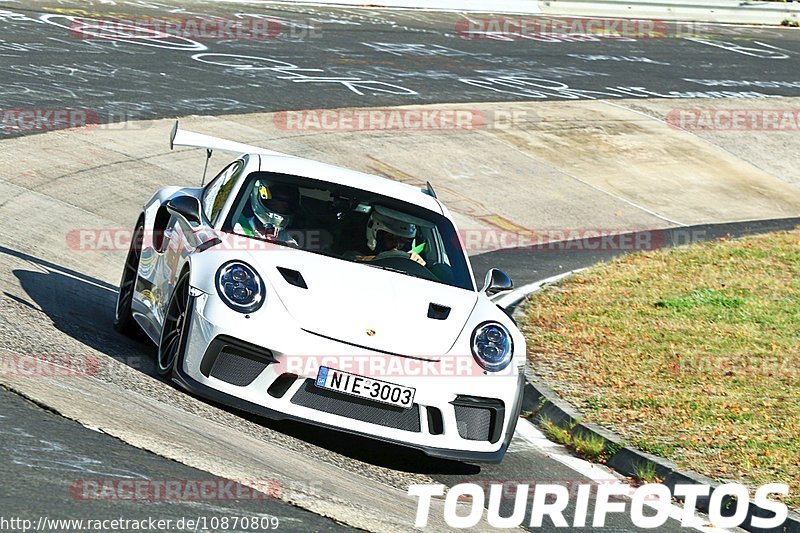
157 271 192 378
114 218 143 336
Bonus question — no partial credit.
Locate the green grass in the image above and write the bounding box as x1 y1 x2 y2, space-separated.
539 416 612 463
633 462 659 484
540 416 572 447
572 433 606 462
523 230 800 509
655 288 745 310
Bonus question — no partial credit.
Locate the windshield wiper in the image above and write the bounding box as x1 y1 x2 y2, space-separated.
365 263 415 277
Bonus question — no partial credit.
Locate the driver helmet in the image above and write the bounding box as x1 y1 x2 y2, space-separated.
366 205 417 251
251 180 298 234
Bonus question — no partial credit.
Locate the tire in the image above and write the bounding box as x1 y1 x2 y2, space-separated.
157 270 193 378
114 218 144 336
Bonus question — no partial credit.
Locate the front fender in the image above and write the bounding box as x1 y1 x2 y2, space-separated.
187 252 224 295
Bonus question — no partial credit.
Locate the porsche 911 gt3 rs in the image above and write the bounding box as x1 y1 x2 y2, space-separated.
114 121 525 463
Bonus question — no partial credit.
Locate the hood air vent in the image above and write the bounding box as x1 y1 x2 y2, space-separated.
427 303 451 320
277 267 308 289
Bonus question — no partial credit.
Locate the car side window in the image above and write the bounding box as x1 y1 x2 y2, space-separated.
201 160 244 225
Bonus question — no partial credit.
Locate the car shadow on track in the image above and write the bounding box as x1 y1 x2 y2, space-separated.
2 245 157 372
4 245 480 476
241 413 480 475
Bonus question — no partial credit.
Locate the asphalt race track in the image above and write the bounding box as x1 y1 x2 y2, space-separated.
2 0 800 531
0 388 348 531
1 0 800 137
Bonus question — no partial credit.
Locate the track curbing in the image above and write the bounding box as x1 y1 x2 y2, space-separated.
520 376 800 532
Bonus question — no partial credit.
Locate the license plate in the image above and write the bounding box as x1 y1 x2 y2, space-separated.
314 367 415 409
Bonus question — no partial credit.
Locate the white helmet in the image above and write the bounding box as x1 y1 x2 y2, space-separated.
366 205 417 251
250 179 296 234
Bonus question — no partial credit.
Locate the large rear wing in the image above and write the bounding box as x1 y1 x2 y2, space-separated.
169 120 293 158
169 120 296 184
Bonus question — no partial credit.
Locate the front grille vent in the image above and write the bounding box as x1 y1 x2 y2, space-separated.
291 379 421 432
210 351 269 386
454 404 493 441
451 396 505 443
200 336 275 386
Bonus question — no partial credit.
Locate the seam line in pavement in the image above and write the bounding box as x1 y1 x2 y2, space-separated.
0 176 113 221
599 99 799 188
478 128 688 227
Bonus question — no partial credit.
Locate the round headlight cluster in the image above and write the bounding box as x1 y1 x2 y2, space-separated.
216 261 265 313
471 322 513 372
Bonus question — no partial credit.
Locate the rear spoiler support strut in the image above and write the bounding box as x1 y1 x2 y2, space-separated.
169 120 295 185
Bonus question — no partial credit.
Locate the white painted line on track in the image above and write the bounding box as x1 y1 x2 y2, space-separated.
491 270 580 308
515 418 733 533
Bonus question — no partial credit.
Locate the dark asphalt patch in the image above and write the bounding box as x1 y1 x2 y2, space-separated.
0 387 349 531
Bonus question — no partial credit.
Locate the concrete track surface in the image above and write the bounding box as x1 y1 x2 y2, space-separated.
1 0 799 531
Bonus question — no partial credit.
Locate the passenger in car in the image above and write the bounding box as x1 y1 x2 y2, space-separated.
358 206 426 266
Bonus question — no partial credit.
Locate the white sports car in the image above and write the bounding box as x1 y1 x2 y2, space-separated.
114 122 525 463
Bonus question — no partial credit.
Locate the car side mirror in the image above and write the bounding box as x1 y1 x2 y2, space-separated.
166 195 202 227
165 195 221 252
482 268 513 295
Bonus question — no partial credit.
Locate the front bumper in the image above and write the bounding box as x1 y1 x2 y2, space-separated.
177 292 525 463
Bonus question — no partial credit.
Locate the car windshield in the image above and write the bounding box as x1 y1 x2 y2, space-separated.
222 172 474 291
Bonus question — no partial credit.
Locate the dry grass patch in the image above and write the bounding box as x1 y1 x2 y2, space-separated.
523 230 800 509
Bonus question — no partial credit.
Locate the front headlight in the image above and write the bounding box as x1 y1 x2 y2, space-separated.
216 261 265 313
471 322 513 372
